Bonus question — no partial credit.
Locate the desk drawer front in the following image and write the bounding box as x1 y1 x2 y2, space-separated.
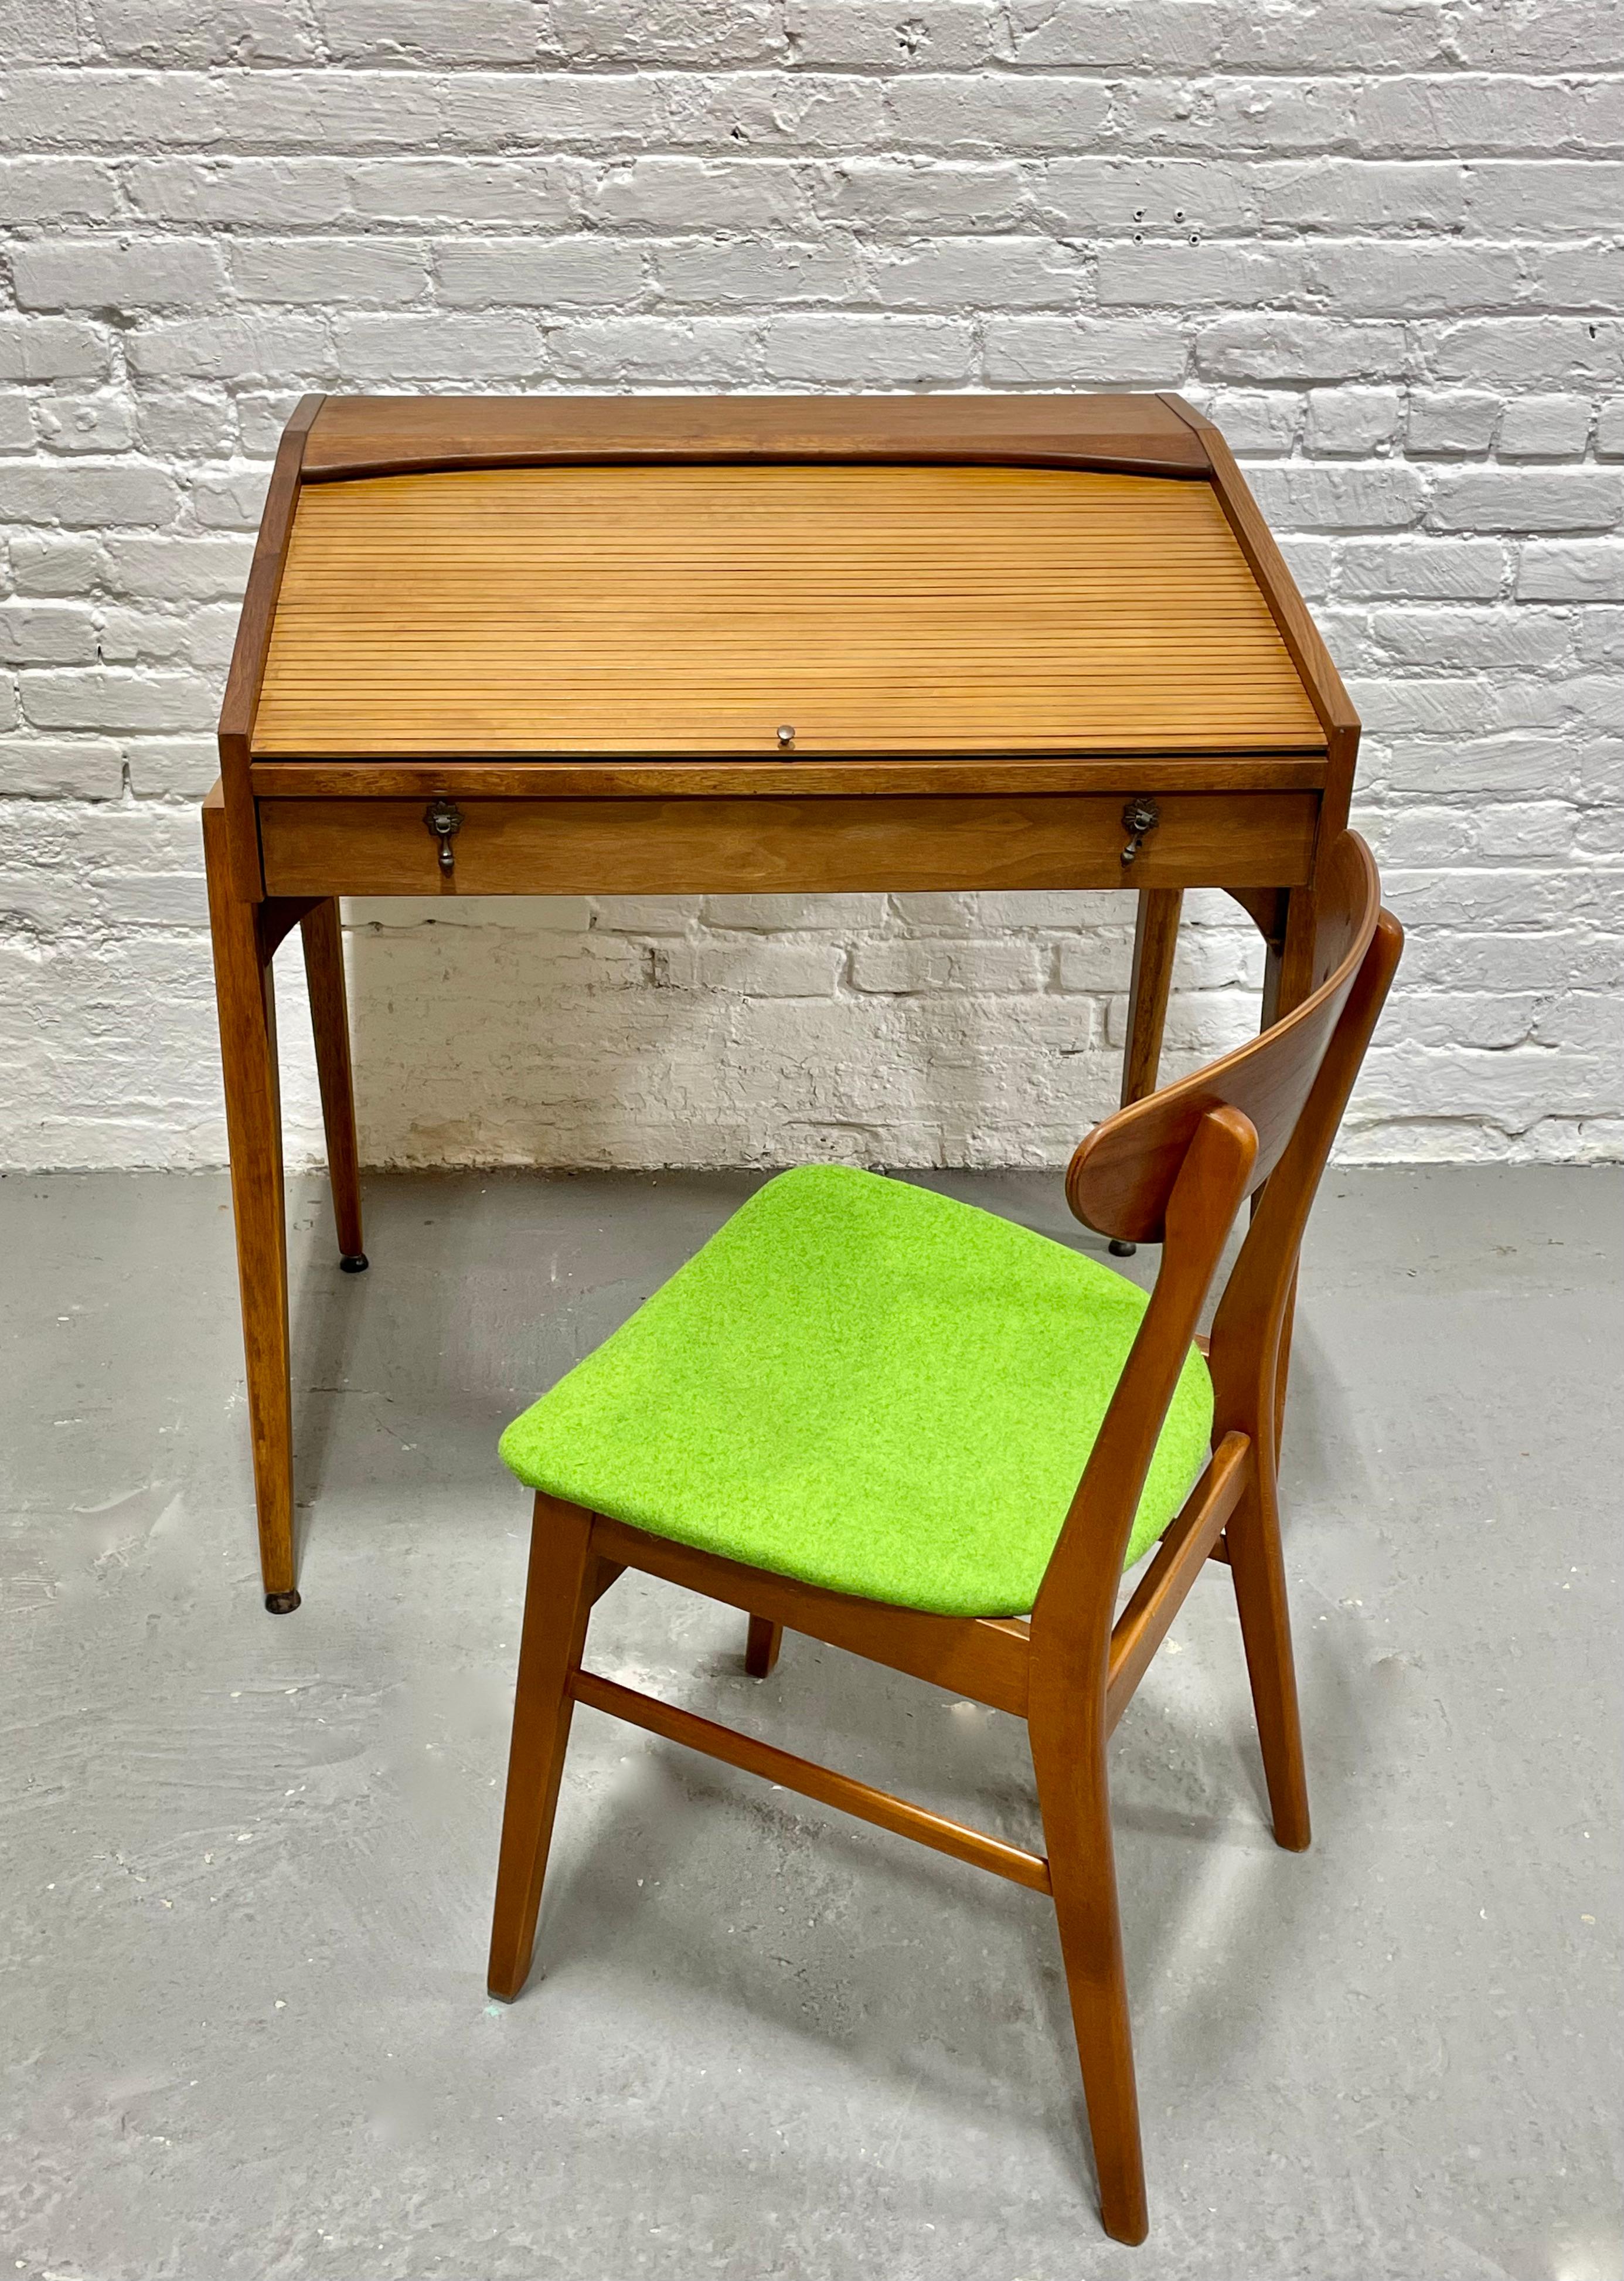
258 791 1319 899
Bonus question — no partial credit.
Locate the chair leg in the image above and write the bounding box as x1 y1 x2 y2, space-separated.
1226 1457 1311 1851
299 900 366 1270
488 1495 600 2002
744 1614 782 1678
1029 1708 1149 2246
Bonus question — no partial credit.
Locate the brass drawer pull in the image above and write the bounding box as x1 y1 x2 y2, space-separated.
1119 797 1159 867
424 794 462 874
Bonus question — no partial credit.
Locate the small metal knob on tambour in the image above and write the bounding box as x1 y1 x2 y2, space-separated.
424 794 462 874
776 724 796 753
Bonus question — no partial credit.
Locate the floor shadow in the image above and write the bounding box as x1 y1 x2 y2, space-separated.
285 1173 370 1573
496 1562 1374 2209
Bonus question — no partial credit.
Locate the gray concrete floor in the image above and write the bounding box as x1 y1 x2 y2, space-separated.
1 1164 1618 2281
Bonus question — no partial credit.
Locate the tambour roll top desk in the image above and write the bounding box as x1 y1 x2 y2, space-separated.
203 392 1359 1610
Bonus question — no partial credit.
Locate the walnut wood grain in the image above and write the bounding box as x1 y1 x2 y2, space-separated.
202 788 295 1601
302 390 1211 481
217 391 324 896
1160 397 1358 745
1161 390 1361 1087
1206 896 1406 1851
1104 1431 1251 1733
297 900 363 1263
1065 834 1380 1244
1119 888 1185 1110
592 1512 1031 1717
487 1496 601 2003
258 791 1320 899
250 753 1327 801
1029 1105 1261 2249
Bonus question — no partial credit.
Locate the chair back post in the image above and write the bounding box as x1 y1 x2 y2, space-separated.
1063 834 1384 1248
1032 831 1400 1719
1207 903 1405 1461
1029 1104 1258 1698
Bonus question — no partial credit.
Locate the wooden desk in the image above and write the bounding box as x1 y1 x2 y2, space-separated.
204 392 1358 1612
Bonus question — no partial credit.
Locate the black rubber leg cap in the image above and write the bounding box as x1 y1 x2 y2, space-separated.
339 1253 369 1274
1108 1239 1137 1258
264 1589 302 1614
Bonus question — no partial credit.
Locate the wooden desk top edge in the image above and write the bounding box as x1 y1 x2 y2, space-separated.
298 390 1214 480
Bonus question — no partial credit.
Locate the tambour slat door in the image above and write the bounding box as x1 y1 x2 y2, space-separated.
250 464 1327 762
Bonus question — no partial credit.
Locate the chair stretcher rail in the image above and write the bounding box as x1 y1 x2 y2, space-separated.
570 1668 1053 1895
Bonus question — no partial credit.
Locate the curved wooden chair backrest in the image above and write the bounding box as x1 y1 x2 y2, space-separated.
1031 834 1402 1660
1067 832 1383 1247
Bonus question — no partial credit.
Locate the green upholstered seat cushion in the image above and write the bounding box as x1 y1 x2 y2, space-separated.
499 1165 1213 1621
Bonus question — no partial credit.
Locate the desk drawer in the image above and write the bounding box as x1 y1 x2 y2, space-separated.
258 790 1319 899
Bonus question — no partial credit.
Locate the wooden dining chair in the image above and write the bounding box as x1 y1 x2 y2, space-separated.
486 832 1401 2245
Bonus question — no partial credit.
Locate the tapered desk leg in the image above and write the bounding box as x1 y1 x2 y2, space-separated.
299 900 366 1272
1110 888 1183 1257
204 801 298 1613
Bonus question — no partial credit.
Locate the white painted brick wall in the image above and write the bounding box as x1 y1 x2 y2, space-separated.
2 3 1621 1174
